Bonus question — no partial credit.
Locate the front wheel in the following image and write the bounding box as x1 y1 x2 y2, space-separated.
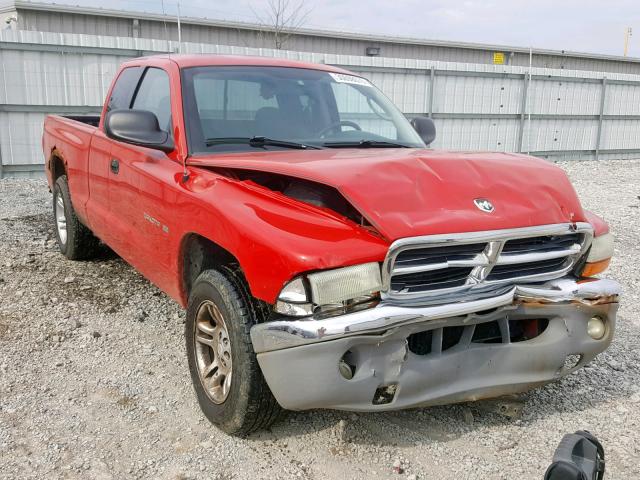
185 269 282 436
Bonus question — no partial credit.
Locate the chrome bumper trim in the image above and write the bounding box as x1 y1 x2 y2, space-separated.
250 277 621 354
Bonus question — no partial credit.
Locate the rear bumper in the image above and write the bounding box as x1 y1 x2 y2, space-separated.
250 278 620 411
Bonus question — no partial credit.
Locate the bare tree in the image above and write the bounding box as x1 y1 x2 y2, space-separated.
252 0 311 50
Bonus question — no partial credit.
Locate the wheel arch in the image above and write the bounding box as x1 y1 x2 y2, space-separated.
179 232 246 305
49 149 67 185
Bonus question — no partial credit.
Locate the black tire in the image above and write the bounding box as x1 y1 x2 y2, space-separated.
53 175 100 260
185 268 282 436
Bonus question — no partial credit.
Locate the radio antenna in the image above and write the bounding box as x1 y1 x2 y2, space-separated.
160 1 189 182
177 2 182 53
160 0 170 55
159 1 188 181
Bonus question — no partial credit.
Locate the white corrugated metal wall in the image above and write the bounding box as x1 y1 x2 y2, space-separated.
1 30 639 177
15 4 640 75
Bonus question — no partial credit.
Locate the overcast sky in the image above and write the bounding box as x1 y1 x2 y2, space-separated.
47 0 640 57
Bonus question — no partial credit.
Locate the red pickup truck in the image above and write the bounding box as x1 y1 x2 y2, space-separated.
43 54 620 436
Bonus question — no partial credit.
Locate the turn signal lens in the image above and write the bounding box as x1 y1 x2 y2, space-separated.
275 277 313 317
581 232 614 277
277 277 308 303
581 258 611 277
275 300 313 316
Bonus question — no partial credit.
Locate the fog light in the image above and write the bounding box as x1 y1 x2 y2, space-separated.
587 316 606 340
338 351 355 380
338 360 354 380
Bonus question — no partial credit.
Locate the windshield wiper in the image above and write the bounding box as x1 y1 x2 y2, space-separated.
323 140 411 148
205 136 321 150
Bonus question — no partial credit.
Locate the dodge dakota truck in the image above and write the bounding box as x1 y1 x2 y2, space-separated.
42 54 621 436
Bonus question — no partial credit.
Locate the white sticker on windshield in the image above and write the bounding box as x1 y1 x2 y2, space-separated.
329 72 372 86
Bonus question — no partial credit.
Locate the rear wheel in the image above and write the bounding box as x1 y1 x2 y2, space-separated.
185 269 282 436
53 175 100 260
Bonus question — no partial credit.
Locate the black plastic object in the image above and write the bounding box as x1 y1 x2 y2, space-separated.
110 158 119 174
544 430 605 480
410 116 436 146
105 109 174 153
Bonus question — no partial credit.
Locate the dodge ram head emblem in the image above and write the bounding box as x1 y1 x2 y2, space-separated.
474 198 494 213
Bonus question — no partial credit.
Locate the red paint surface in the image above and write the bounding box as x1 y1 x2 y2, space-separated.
584 210 610 236
42 55 610 307
188 149 588 241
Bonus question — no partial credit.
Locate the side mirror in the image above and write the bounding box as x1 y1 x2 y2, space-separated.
410 116 436 146
545 430 605 480
105 109 174 153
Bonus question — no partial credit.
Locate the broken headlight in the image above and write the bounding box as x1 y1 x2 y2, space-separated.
580 232 614 277
275 263 382 317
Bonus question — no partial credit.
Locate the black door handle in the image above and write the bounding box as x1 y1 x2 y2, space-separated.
110 158 119 174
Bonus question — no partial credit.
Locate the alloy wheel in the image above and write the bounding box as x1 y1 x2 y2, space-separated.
193 300 233 404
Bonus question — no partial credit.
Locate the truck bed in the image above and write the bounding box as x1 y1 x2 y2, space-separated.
43 115 99 161
61 115 101 128
42 114 101 223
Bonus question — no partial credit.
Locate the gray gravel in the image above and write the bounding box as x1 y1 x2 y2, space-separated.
1 159 639 479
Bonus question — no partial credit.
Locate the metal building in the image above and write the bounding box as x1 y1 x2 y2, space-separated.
2 0 640 75
1 2 639 177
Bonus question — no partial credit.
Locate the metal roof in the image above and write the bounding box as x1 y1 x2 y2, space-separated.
3 0 640 65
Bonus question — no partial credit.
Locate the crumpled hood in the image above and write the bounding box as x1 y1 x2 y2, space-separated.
188 148 586 241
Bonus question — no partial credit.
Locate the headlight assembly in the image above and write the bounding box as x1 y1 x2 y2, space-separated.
581 232 614 277
275 262 382 317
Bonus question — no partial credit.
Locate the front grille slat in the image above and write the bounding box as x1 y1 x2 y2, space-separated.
385 225 591 301
394 243 487 267
501 234 581 254
487 257 569 281
391 267 472 292
393 255 488 275
497 244 581 265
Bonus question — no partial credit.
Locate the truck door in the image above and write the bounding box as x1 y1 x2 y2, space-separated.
86 66 143 246
107 66 182 288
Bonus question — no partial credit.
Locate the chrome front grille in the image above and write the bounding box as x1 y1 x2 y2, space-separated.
382 223 593 303
390 266 474 293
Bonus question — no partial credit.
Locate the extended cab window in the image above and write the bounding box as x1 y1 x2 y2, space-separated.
132 68 172 133
107 66 144 112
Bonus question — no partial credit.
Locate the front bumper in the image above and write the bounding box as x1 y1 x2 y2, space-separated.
250 278 620 411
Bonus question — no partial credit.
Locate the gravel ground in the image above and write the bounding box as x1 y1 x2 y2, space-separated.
1 159 639 480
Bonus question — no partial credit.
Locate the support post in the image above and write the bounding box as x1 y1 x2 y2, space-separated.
595 77 608 161
517 72 530 153
428 67 435 118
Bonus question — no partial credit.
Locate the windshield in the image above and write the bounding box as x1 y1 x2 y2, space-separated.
181 66 426 153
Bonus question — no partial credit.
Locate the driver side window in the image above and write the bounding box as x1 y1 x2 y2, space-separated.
132 67 172 135
107 67 143 112
330 82 398 139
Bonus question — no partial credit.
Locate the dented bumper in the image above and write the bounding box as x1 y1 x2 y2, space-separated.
250 278 620 411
